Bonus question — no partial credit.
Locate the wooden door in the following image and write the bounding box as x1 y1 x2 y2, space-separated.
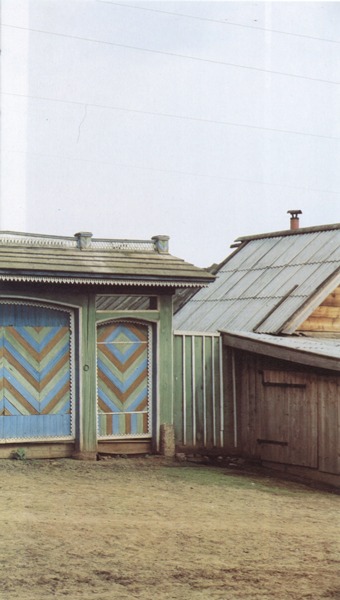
0 304 72 441
258 370 317 468
97 322 151 439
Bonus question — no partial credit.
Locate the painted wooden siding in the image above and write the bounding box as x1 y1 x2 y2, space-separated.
0 304 72 441
97 322 151 438
173 333 224 450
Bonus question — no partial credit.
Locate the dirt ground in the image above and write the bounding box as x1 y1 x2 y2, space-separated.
0 456 339 600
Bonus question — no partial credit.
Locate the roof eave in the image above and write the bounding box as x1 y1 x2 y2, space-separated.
221 330 340 372
0 271 213 288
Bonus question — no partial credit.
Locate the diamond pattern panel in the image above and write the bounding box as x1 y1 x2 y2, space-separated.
97 322 150 437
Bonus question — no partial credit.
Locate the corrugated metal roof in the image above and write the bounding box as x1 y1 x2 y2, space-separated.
221 330 340 369
0 231 214 287
222 330 340 358
174 224 340 333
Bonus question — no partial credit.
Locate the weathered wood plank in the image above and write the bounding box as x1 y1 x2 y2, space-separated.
298 316 340 332
318 377 340 474
238 352 250 455
308 306 340 318
97 440 152 455
288 377 317 468
259 371 289 464
320 286 340 307
0 443 75 459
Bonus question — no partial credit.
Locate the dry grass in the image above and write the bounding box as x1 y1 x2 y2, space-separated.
0 456 339 599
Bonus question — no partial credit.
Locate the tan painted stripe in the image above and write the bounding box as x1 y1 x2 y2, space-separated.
41 382 70 414
125 413 131 435
98 397 114 414
97 324 117 342
137 397 148 412
98 367 148 404
8 327 40 361
127 325 148 342
7 326 68 361
97 323 148 344
97 369 121 403
39 327 69 359
4 349 40 391
119 369 148 404
99 341 146 373
143 412 148 433
4 380 39 415
40 352 69 390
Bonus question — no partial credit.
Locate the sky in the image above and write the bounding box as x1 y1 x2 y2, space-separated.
1 0 340 267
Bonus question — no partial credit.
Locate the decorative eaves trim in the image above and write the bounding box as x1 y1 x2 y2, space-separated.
0 274 207 288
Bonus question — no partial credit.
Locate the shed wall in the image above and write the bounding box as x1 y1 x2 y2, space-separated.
229 348 340 476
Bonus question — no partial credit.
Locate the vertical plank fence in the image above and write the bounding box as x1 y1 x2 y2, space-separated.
173 332 224 451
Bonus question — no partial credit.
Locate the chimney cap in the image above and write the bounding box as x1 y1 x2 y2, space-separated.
74 231 93 250
287 209 302 216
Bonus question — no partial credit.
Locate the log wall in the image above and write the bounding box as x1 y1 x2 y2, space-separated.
298 285 340 333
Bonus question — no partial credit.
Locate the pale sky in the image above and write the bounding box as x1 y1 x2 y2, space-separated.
1 0 340 267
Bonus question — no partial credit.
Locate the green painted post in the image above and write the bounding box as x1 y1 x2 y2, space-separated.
76 293 97 459
158 295 174 453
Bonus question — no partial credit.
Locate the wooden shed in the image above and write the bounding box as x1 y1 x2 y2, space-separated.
0 230 213 459
174 222 340 486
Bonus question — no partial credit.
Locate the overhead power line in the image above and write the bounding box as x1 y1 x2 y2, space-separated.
7 149 340 196
2 91 339 142
2 23 339 86
97 1 340 45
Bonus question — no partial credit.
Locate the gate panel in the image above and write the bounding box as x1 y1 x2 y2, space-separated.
97 322 151 438
0 305 73 441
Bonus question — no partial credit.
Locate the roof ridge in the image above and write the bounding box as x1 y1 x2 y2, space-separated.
235 223 340 243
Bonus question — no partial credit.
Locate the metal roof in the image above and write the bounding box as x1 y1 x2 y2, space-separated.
221 330 340 371
174 224 340 333
0 231 214 288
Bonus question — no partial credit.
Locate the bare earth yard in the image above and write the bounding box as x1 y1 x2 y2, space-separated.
0 457 339 600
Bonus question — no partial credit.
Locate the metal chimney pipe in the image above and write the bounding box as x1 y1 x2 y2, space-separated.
287 210 302 230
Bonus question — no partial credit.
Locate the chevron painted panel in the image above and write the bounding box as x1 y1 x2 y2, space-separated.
97 322 151 437
0 305 72 440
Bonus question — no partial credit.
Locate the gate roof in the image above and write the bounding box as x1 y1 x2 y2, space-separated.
0 231 214 288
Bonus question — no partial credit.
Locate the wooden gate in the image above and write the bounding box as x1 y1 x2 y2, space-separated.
0 303 73 441
97 321 151 438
